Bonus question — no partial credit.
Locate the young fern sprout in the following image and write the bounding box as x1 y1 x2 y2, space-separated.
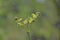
14 11 40 40
14 11 40 26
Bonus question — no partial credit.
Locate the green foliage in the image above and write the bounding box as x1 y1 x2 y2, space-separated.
0 0 60 40
15 12 40 26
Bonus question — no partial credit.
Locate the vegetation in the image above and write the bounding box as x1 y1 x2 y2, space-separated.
0 0 60 40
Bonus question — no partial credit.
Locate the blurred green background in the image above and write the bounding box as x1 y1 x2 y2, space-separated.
0 0 60 40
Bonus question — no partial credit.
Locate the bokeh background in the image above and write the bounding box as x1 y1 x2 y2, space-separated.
0 0 60 40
